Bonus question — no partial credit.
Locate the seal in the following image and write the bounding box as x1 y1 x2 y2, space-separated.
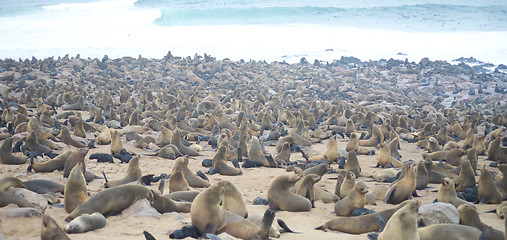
190 181 273 239
248 136 272 167
23 179 65 194
303 163 331 177
418 224 482 240
344 150 361 177
152 191 192 213
346 133 374 155
96 125 111 145
64 162 87 213
173 156 210 188
487 137 501 161
25 131 51 154
385 162 416 204
415 160 429 190
110 130 123 155
295 174 321 207
339 171 356 198
0 176 25 191
72 118 86 138
377 143 402 168
316 200 410 234
267 174 311 212
458 204 505 240
495 164 507 198
0 137 27 165
104 155 141 188
454 159 476 191
359 125 383 147
221 180 248 218
478 167 503 204
41 214 70 240
0 190 33 207
172 130 199 156
308 136 338 162
274 142 291 165
212 145 242 176
334 181 367 216
63 212 106 234
437 177 473 208
65 184 154 221
28 150 72 172
378 200 420 240
169 166 190 193
60 125 85 148
63 148 89 179
446 148 466 166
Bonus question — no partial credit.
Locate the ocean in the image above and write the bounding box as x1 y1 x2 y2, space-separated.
1 0 507 64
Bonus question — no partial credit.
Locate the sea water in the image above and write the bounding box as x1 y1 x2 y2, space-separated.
0 0 506 64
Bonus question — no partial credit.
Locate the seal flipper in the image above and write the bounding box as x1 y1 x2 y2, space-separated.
367 232 379 240
304 183 315 208
101 170 109 183
197 171 209 181
143 230 156 240
277 219 295 233
384 186 397 204
158 179 166 194
259 209 276 240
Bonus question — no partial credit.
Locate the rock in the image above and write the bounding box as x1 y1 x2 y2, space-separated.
6 187 48 210
0 205 42 218
121 198 161 219
418 202 459 226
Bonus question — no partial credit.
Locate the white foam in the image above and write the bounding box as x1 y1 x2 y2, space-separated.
0 0 506 65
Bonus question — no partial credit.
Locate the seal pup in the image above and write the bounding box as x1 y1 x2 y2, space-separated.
0 137 27 165
334 181 367 216
64 163 87 213
385 162 416 204
378 200 420 240
64 212 106 234
458 204 505 240
478 167 503 204
103 155 142 188
267 174 311 212
173 156 210 188
316 200 410 234
65 184 154 221
41 214 70 240
437 178 473 208
152 191 192 213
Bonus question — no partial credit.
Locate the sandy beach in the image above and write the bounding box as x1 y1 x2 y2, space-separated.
0 54 506 240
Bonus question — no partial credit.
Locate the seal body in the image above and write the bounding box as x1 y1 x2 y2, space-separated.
64 212 106 233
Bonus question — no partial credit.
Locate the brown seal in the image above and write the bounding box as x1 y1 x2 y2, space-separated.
190 181 273 239
478 167 503 204
110 130 123 155
378 200 420 240
221 180 248 218
346 133 374 155
172 130 199 156
495 164 507 198
28 150 71 172
437 178 473 208
248 136 271 166
41 214 70 240
25 131 52 154
60 125 85 148
96 125 111 145
427 137 442 152
267 174 311 212
0 137 27 165
0 176 25 191
487 137 502 161
63 212 106 234
274 142 291 165
377 143 402 168
316 200 411 234
104 156 141 188
295 174 321 207
345 150 361 177
359 125 383 147
415 161 429 190
63 148 89 178
212 145 242 176
454 159 476 191
152 191 191 213
0 190 33 207
339 171 356 198
458 204 505 240
446 148 466 166
65 184 154 222
64 162 87 213
308 136 338 162
418 224 482 240
385 162 416 204
303 163 331 177
169 166 190 193
334 181 367 216
72 118 86 138
173 156 210 188
23 179 65 194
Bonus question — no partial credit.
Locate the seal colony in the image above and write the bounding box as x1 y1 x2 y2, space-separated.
0 52 506 239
